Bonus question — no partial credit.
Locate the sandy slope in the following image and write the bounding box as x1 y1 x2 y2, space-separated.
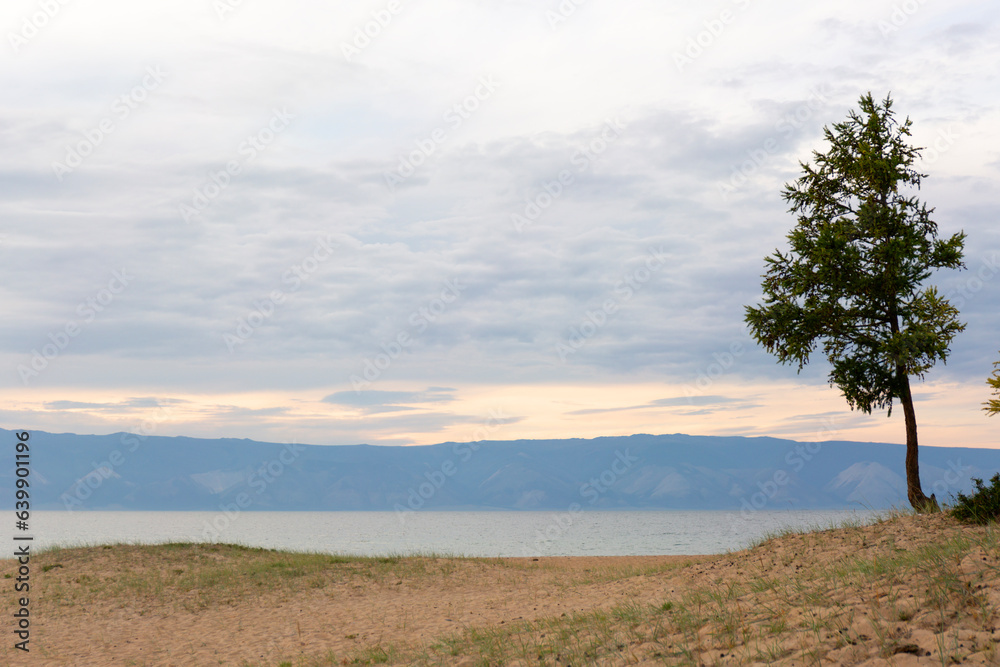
2 512 997 666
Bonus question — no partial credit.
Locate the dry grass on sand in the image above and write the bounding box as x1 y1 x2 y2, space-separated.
2 511 998 666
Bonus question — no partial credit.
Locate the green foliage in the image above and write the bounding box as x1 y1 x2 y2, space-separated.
951 473 1000 525
745 92 966 415
985 353 1000 416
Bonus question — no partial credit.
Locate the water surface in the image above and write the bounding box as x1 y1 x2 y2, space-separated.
23 509 883 557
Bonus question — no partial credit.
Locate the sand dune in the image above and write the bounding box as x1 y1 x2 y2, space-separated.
3 511 997 666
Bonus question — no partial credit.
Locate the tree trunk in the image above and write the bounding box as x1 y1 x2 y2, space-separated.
888 276 938 513
897 368 937 512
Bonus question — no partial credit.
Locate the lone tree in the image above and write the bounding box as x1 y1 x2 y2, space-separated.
745 93 966 512
986 354 1000 416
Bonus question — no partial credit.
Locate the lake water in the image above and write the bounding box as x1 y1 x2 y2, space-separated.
20 509 884 557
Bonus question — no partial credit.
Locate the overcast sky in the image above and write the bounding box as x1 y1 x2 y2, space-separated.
2 0 998 448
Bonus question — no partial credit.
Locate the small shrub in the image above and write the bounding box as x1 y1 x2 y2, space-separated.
951 473 1000 525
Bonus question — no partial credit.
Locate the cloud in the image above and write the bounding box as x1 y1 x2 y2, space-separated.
567 395 759 416
1 0 996 447
43 397 188 411
322 387 456 411
650 396 750 408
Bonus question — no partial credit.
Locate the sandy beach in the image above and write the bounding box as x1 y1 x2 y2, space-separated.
3 512 997 666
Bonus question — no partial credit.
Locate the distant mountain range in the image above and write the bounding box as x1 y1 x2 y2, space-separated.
2 428 998 512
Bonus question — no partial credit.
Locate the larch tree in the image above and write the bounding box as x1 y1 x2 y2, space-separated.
986 354 1000 416
745 92 966 512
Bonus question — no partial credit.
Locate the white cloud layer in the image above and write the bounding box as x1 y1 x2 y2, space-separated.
2 0 998 446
